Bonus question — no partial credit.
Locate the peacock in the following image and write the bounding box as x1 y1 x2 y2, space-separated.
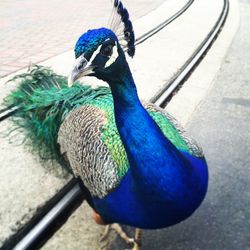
3 1 208 249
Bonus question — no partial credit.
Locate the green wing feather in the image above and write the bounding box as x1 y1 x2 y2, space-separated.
93 101 202 177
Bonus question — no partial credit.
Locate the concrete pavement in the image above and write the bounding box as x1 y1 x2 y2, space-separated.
0 0 165 78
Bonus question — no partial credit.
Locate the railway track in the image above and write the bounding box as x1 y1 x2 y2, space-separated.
1 0 229 249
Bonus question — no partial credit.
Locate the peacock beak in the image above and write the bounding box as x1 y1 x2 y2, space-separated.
68 69 79 87
68 55 95 87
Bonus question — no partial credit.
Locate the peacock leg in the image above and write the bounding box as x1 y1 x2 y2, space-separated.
132 228 142 250
93 211 140 248
100 224 142 250
100 223 134 244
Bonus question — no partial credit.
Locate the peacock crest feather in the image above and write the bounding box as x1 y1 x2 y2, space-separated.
108 0 135 57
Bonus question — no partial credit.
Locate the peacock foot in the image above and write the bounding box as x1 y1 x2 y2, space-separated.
99 223 142 250
132 242 141 250
132 228 142 250
100 223 134 244
93 211 141 249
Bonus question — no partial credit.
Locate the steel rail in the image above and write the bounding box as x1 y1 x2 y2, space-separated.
13 182 82 250
135 0 194 46
0 106 19 122
152 0 229 106
1 0 229 249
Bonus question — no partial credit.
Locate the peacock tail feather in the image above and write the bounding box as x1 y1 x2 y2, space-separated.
3 65 111 172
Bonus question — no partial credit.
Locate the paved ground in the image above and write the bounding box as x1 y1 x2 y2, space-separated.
109 1 249 249
0 0 164 78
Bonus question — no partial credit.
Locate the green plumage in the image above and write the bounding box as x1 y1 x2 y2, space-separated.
4 65 198 176
4 66 111 172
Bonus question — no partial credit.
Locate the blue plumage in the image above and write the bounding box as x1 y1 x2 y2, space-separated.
68 13 208 229
91 68 208 229
94 152 208 229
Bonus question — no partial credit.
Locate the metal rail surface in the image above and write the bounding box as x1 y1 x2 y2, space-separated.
1 0 229 249
152 0 229 106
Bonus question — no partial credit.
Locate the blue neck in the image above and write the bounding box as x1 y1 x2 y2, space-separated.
108 65 186 190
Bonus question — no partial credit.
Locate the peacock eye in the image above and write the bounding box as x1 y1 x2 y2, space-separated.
101 45 113 57
76 56 87 71
77 63 84 70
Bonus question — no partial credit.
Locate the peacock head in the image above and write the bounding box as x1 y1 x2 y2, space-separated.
68 0 135 86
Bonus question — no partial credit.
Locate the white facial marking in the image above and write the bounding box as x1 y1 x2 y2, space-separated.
105 42 118 68
86 44 103 68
